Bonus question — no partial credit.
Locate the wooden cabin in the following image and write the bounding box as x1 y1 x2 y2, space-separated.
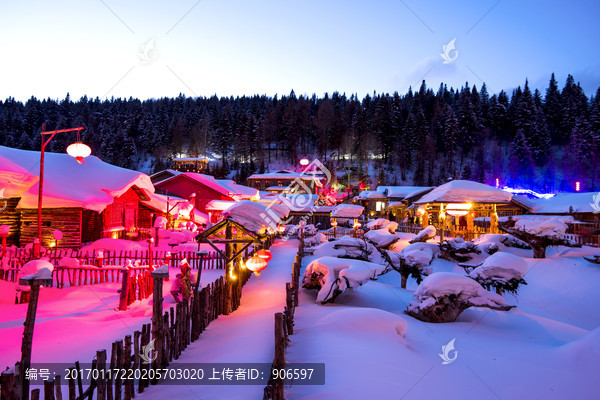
154 172 258 215
172 157 209 173
246 170 326 194
0 146 157 249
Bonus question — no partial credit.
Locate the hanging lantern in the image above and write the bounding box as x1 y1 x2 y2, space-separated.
66 142 92 164
256 249 273 262
330 220 337 227
416 207 425 217
277 225 286 234
299 158 309 166
245 255 268 276
353 221 361 229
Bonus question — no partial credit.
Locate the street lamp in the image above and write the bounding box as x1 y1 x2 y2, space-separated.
35 124 90 257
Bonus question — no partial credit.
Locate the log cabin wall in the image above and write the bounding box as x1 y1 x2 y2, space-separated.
0 197 21 246
82 209 103 243
19 208 83 248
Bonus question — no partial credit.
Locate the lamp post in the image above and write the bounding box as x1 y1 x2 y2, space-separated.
35 124 89 258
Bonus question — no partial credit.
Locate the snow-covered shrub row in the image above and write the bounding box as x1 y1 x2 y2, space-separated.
408 225 436 244
468 252 528 294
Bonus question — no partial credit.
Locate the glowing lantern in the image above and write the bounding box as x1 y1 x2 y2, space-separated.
416 207 425 217
256 249 273 262
495 178 499 188
245 255 268 276
446 203 472 217
277 225 286 234
353 221 361 229
66 142 92 164
330 220 338 227
299 158 309 166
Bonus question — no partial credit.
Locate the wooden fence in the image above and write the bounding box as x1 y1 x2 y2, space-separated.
0 246 262 400
263 238 302 400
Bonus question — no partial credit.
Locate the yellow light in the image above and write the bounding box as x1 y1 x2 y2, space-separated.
66 142 92 164
112 232 118 239
240 261 246 270
229 265 237 280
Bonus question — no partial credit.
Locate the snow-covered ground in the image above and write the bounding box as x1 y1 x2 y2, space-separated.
287 237 600 399
0 267 223 369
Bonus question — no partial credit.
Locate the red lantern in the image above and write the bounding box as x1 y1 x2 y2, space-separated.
245 256 268 276
277 225 286 234
256 249 272 262
330 220 338 227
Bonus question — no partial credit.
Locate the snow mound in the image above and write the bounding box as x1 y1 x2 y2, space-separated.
469 252 528 283
399 242 440 270
408 272 509 312
332 204 364 219
80 238 147 253
18 260 54 288
410 225 436 243
152 264 169 275
473 234 531 253
305 232 328 246
364 228 400 248
514 218 568 239
303 256 388 303
315 308 408 338
366 218 390 230
58 257 80 268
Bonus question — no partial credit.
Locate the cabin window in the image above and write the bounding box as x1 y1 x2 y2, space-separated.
110 203 124 226
375 201 386 212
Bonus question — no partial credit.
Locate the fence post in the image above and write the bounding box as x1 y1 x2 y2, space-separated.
118 267 130 311
151 268 168 372
19 276 53 400
273 312 286 400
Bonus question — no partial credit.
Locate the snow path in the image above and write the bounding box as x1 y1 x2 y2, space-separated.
139 239 298 400
0 269 223 369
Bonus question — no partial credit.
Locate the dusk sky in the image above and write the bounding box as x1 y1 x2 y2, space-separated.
1 0 599 101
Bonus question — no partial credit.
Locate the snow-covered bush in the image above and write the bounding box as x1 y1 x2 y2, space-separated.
468 252 528 295
409 225 436 244
500 217 581 258
472 234 531 255
305 232 328 246
406 272 514 323
312 236 387 265
365 218 390 230
364 228 401 248
303 224 318 237
302 256 389 303
389 242 439 288
153 216 168 229
440 237 480 261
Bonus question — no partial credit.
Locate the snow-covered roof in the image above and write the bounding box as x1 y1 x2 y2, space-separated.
156 172 257 200
247 170 325 180
205 200 237 212
215 179 259 201
221 200 290 234
172 157 209 162
0 146 154 212
380 186 432 199
414 180 513 204
357 190 386 200
141 192 208 224
513 193 598 214
332 204 364 218
149 169 182 184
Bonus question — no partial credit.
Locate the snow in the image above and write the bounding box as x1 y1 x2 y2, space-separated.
414 180 513 204
380 186 432 199
152 264 169 275
0 225 9 235
332 204 364 218
221 200 290 234
411 225 436 242
0 146 155 212
58 257 80 268
514 192 599 214
469 252 528 282
215 179 259 201
17 260 54 288
21 268 52 281
514 218 569 238
364 228 400 248
303 256 388 303
408 272 509 311
80 238 147 253
366 218 390 229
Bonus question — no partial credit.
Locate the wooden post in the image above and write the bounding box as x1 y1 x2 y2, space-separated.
273 313 286 400
123 336 133 400
53 376 62 400
19 277 52 400
224 224 233 315
68 369 76 400
1 369 17 400
96 350 106 400
151 268 168 372
118 267 129 311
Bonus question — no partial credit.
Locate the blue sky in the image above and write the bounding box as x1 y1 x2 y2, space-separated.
1 0 599 101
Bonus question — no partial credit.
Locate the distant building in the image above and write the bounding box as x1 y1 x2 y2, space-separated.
171 157 209 173
246 170 326 194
